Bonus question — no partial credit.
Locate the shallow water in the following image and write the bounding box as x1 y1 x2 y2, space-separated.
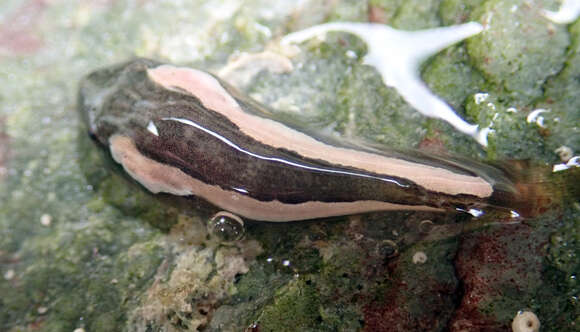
0 1 578 331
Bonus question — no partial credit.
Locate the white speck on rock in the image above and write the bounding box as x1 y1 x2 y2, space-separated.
4 269 15 280
474 92 489 105
542 0 580 24
40 214 52 226
553 156 580 172
412 251 428 264
527 108 550 128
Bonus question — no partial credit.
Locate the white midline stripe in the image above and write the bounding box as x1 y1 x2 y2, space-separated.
109 135 443 222
147 65 493 198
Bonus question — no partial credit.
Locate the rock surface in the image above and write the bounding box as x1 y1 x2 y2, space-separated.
0 0 578 331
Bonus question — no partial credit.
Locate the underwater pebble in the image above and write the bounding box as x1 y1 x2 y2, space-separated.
511 311 540 332
73 328 86 332
412 251 428 264
40 214 52 226
4 269 15 280
37 306 48 314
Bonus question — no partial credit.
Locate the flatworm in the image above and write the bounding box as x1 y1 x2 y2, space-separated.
78 58 522 222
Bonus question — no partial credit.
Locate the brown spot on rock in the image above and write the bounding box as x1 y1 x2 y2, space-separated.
418 134 448 155
368 5 388 24
0 116 9 180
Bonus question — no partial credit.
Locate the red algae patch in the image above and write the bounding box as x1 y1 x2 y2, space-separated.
450 224 546 331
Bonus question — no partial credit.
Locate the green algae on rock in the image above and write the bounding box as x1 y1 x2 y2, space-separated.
1 0 580 331
534 18 580 155
467 0 569 105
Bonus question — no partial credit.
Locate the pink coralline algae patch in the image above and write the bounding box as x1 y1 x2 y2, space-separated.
0 0 48 56
363 287 412 332
450 224 547 331
363 271 458 331
361 245 458 332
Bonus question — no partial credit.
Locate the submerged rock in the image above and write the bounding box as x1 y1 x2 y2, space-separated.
0 0 578 331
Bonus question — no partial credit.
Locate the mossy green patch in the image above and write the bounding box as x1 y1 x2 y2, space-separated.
464 92 553 160
369 0 441 30
536 206 580 332
99 174 180 231
439 0 485 25
0 211 165 331
535 19 580 154
256 279 323 331
391 238 459 329
327 0 368 22
369 0 442 29
338 64 428 148
390 0 442 30
467 0 569 105
423 44 486 116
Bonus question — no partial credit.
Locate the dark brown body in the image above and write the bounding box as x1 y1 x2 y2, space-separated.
78 58 522 221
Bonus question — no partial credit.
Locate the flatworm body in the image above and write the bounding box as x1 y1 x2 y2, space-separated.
78 58 521 222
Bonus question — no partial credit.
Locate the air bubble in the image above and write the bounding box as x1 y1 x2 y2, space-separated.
379 240 399 258
207 211 245 243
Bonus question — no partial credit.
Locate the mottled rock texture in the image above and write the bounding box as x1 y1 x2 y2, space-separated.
0 0 578 331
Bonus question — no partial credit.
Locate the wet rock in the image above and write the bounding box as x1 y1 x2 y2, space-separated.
0 116 8 180
467 0 569 105
0 0 579 331
450 221 550 331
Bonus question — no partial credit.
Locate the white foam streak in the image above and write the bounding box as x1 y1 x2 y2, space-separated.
553 156 580 172
281 22 488 146
542 0 580 24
